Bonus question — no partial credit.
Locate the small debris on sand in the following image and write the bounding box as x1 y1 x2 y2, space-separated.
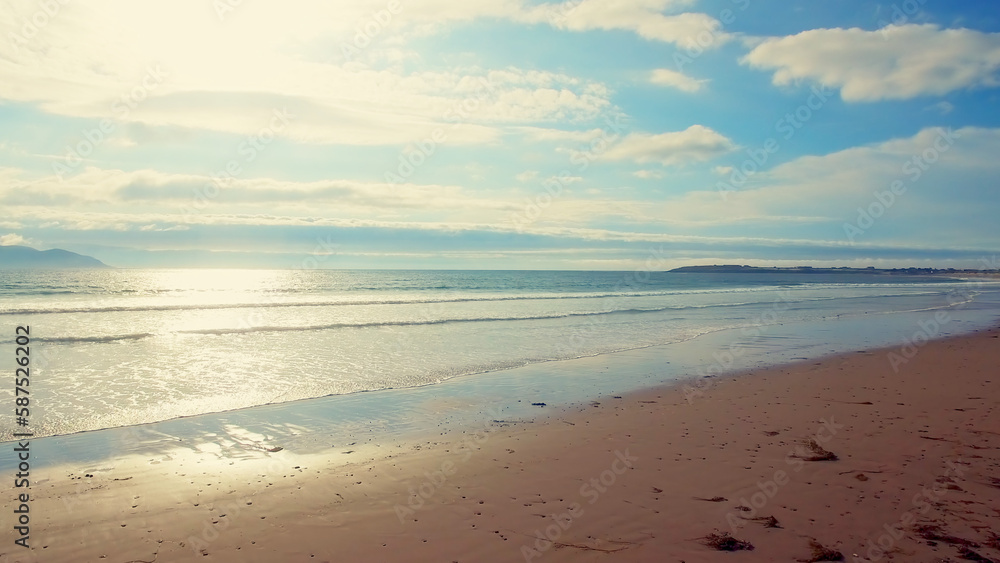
799 539 844 562
957 546 994 562
746 515 781 528
794 439 838 461
915 523 980 547
701 532 754 551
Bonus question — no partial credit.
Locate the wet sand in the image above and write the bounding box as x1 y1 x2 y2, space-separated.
4 327 1000 562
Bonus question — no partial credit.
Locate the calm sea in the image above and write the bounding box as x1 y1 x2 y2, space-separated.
2 269 998 441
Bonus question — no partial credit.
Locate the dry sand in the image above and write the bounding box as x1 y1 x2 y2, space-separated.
4 327 1000 563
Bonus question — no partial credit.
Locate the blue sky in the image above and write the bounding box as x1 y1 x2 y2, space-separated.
0 0 998 269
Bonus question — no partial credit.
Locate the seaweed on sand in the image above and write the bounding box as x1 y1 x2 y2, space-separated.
701 532 754 551
798 539 844 562
746 515 781 528
915 523 980 548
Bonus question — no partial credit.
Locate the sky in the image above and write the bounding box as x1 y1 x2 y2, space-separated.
0 0 998 270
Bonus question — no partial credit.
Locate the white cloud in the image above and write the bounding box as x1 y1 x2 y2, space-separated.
138 224 190 232
515 170 540 182
0 0 613 146
516 127 610 143
6 125 997 244
0 166 517 217
763 127 980 190
364 0 726 47
0 160 824 237
743 24 1000 102
649 68 708 92
6 126 999 258
0 233 28 246
692 126 1000 246
601 125 736 166
925 101 955 115
632 170 663 179
521 0 730 46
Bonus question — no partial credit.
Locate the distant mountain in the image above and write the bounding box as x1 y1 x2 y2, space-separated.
0 245 110 269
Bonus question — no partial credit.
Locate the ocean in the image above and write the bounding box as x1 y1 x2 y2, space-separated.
2 268 1000 443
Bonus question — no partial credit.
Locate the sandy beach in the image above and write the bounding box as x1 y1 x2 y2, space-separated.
5 326 1000 563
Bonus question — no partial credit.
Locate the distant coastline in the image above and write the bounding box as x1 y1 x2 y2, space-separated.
668 265 999 277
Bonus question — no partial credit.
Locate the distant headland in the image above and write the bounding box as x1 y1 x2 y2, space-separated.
668 265 995 276
0 245 110 269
